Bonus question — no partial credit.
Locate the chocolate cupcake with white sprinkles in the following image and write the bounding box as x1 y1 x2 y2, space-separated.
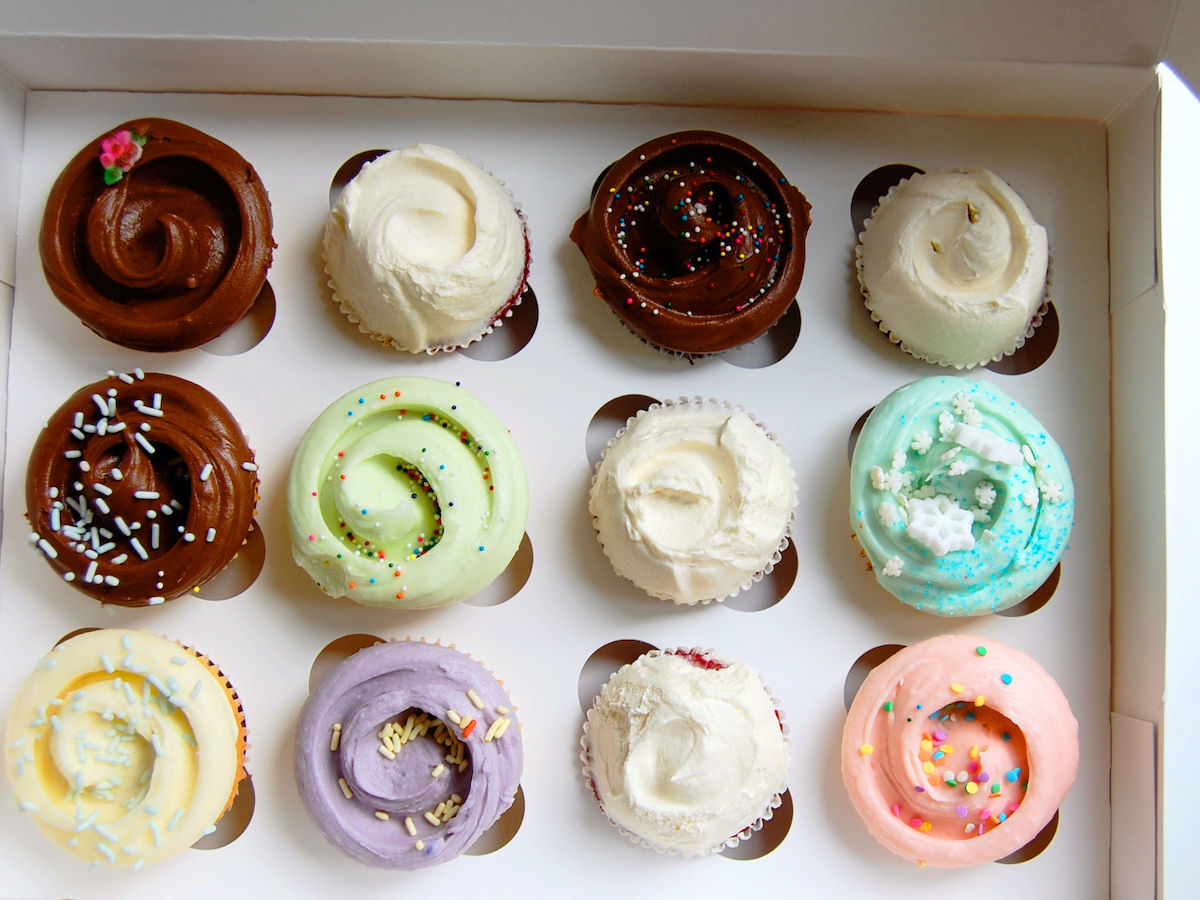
25 369 259 607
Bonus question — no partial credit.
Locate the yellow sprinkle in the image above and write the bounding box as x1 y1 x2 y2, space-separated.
458 760 468 773
378 745 396 760
495 705 510 715
920 738 933 753
450 794 463 804
494 718 512 739
330 725 341 752
484 718 503 742
859 743 874 756
415 840 425 850
434 801 446 820
375 811 390 821
919 822 932 832
950 682 964 693
424 812 441 827
338 778 353 799
969 745 980 760
402 714 417 743
974 695 986 707
404 816 417 836
467 689 485 710
922 761 934 774
446 710 461 725
965 782 979 795
432 764 445 778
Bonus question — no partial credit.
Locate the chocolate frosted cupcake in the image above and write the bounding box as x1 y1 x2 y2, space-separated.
295 639 522 869
5 628 248 869
26 369 260 607
571 131 810 356
40 118 274 351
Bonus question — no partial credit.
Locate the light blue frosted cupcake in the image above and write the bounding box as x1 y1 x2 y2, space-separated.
849 377 1073 616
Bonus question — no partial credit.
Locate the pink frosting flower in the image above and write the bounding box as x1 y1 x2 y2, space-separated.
99 129 146 184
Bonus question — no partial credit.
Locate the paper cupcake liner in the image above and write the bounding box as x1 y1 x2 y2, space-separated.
588 396 796 605
325 153 532 356
579 647 789 856
854 170 1052 369
180 641 250 814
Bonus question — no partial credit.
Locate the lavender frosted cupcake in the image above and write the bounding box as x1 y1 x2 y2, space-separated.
294 639 522 869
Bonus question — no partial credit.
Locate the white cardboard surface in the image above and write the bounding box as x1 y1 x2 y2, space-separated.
2 91 1111 897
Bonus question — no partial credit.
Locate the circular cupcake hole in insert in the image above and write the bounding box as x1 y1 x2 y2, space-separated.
722 301 800 369
463 783 525 856
199 281 276 356
462 532 533 607
459 286 539 362
194 519 266 601
843 644 905 712
985 301 1060 375
851 163 925 235
577 639 659 713
585 394 658 470
720 788 793 860
994 563 1061 617
723 542 796 612
55 626 102 646
847 406 875 462
193 774 256 850
308 633 384 693
329 149 389 208
995 809 1060 864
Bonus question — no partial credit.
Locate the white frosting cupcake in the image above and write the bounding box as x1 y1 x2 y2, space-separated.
855 168 1049 369
323 144 529 354
582 648 789 855
588 399 797 605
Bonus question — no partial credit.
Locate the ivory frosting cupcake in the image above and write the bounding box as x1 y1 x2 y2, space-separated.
40 118 274 352
4 628 248 869
323 143 530 354
849 377 1074 616
855 168 1049 369
287 376 528 608
571 130 811 356
842 634 1078 867
589 398 796 605
25 369 260 607
294 639 522 869
582 647 789 855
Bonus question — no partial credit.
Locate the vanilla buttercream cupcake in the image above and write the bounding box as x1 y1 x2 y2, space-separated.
323 144 530 354
588 398 796 605
581 647 789 855
855 168 1049 369
4 628 247 869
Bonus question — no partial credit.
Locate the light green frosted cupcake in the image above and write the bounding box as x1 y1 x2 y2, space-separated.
849 377 1073 616
287 376 528 608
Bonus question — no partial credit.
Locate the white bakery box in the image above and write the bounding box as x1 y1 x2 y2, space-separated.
0 3 1196 898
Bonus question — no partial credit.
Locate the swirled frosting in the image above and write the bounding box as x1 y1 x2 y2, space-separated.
323 144 530 353
856 169 1048 368
849 377 1073 616
287 377 528 608
841 634 1078 867
570 131 810 355
589 401 796 604
295 640 522 869
4 629 244 869
40 118 274 351
26 370 259 607
583 649 789 855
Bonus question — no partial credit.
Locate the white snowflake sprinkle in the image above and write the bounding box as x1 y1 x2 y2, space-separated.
1021 489 1038 507
938 410 956 438
906 495 976 556
878 502 901 528
891 450 906 470
882 556 904 577
975 481 996 508
952 392 975 416
949 460 969 476
972 507 991 523
911 431 933 454
964 407 983 427
1041 481 1066 503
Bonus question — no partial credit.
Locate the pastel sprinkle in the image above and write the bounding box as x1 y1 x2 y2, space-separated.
1001 673 1013 685
859 744 874 756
